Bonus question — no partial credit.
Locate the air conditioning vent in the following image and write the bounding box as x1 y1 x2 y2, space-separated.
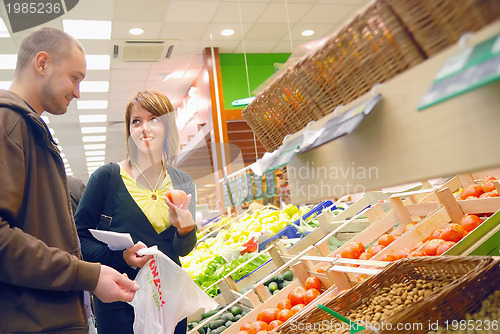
114 40 178 62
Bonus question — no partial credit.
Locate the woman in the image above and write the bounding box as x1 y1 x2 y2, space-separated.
75 90 197 334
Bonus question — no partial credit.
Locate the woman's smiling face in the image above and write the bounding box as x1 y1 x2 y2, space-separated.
129 103 166 156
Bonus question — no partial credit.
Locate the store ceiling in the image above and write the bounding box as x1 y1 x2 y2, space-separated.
0 0 371 184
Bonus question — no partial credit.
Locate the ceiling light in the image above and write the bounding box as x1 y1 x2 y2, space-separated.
86 55 110 70
129 28 144 35
87 161 105 167
86 156 105 162
302 30 315 37
79 114 107 123
77 100 108 110
85 150 105 156
84 143 106 150
81 127 107 134
80 81 109 93
0 18 10 38
63 20 112 39
82 135 106 142
0 81 11 89
0 55 17 69
221 29 235 37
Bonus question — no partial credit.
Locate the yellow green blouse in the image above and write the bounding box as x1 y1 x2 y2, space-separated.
120 166 173 233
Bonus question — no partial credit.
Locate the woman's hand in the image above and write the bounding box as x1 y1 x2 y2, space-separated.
164 192 195 235
123 242 153 268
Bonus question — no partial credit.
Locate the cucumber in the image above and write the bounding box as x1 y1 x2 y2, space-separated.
208 319 226 329
282 270 294 281
230 305 243 316
220 313 234 322
211 325 226 334
187 321 199 330
201 309 219 319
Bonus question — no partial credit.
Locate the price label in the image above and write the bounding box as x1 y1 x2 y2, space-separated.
265 170 277 197
229 179 237 206
254 174 264 199
222 182 231 208
236 176 245 205
245 173 254 202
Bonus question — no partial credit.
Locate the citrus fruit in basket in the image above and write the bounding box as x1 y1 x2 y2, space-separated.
460 214 482 232
305 276 322 291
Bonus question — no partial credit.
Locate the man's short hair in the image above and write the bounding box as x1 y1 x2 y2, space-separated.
15 27 85 74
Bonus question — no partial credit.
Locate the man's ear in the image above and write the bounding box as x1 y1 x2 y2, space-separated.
35 52 50 76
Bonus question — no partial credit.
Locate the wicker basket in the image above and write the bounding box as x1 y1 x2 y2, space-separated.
361 259 500 334
274 256 494 334
242 0 424 152
384 0 500 57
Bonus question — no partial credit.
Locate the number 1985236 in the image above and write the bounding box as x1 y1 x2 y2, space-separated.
444 319 498 331
6 2 62 14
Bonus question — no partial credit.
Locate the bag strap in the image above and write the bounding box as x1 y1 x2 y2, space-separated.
102 163 120 217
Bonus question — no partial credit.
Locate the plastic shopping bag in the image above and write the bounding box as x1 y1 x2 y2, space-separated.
129 246 218 334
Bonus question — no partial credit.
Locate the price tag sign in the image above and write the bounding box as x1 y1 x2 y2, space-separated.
418 33 500 110
236 176 245 205
265 170 277 197
229 179 237 206
222 182 231 208
245 173 254 202
254 174 264 199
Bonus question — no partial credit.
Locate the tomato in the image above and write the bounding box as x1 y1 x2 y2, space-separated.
465 196 478 200
428 228 444 241
268 320 284 330
276 299 292 310
480 190 499 198
290 303 305 313
460 184 484 200
403 222 417 233
395 248 410 260
358 252 372 260
248 321 268 334
316 264 330 274
237 331 249 334
439 224 466 243
304 288 321 304
277 308 294 322
341 245 362 259
240 322 252 331
288 286 307 306
481 176 497 193
367 244 385 256
436 241 456 255
305 276 322 291
377 234 395 247
345 241 365 254
165 189 187 206
408 249 425 257
257 308 280 324
422 239 446 256
380 253 396 262
460 214 482 232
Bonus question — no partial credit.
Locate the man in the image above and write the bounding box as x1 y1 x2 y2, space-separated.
0 27 139 333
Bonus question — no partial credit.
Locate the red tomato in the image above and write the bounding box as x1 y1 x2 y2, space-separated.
248 321 268 334
304 288 321 304
481 176 497 193
460 184 484 200
277 309 294 322
288 286 307 306
340 245 361 259
316 264 330 274
240 322 252 331
439 224 466 243
165 189 187 206
408 249 425 257
436 241 456 255
367 244 385 256
345 241 365 254
257 308 280 324
290 303 305 314
396 248 410 260
480 190 499 198
378 234 395 247
428 228 444 240
358 252 372 260
380 253 397 261
403 222 417 233
422 239 446 256
276 299 292 310
305 276 322 291
268 320 284 330
460 214 482 232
